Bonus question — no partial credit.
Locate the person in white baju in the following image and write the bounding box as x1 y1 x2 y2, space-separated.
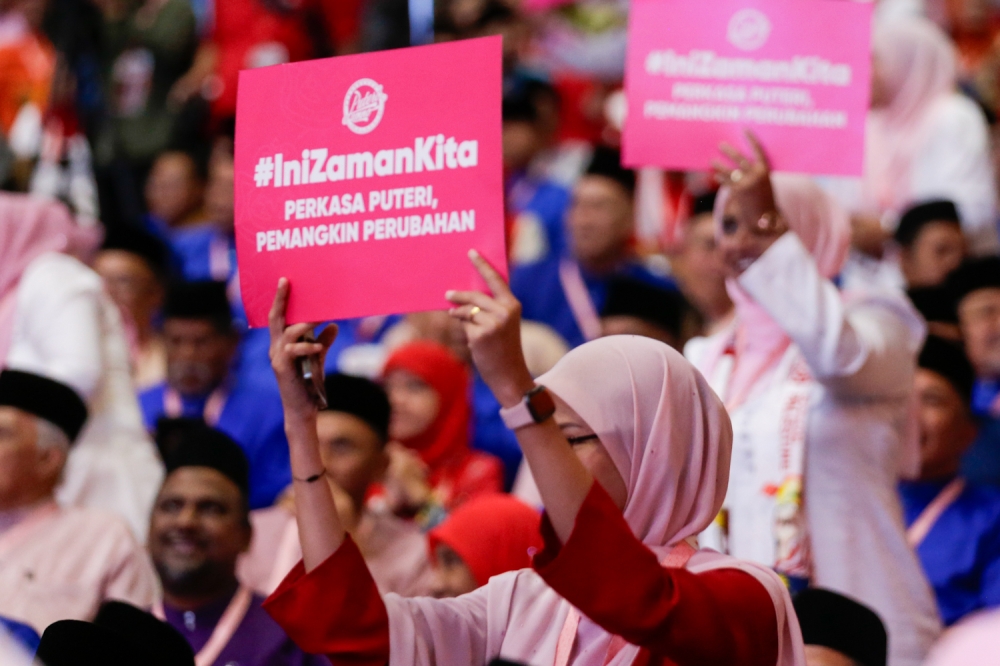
0 194 164 540
0 369 157 633
688 136 942 666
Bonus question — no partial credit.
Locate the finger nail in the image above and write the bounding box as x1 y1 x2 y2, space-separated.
468 249 479 259
445 290 455 299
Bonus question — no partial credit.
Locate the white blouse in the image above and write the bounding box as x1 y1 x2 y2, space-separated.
687 233 942 666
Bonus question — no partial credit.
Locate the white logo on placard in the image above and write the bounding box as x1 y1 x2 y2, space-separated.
727 9 771 51
342 78 387 135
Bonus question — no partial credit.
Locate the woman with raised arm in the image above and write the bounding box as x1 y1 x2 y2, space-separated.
260 253 804 665
689 133 941 666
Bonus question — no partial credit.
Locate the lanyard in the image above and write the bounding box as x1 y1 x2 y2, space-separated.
558 259 602 343
907 478 965 549
164 387 228 427
552 540 697 666
152 586 254 666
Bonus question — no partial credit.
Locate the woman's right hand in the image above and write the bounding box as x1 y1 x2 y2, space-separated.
382 443 432 511
268 278 338 427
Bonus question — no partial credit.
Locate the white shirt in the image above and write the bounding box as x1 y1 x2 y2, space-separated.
5 252 164 540
687 234 942 666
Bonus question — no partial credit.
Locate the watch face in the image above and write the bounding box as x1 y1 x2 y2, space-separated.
527 387 556 423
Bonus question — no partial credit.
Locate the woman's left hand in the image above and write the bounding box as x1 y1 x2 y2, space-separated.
446 250 535 409
712 131 788 276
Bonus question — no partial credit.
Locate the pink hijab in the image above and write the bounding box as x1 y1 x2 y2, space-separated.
536 336 803 664
0 193 100 359
712 175 851 409
538 335 731 549
867 17 957 212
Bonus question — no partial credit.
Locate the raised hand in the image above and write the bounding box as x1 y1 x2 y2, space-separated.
711 131 788 276
268 278 338 423
446 250 534 408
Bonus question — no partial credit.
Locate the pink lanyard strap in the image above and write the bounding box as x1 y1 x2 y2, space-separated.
164 387 228 427
152 585 254 666
553 541 697 666
721 328 793 412
558 259 602 343
907 478 965 549
266 518 301 592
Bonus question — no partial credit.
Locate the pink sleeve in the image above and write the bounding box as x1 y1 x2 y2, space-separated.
263 536 390 666
534 483 779 666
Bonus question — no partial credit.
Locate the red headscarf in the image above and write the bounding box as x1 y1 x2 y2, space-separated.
382 340 471 472
428 494 543 586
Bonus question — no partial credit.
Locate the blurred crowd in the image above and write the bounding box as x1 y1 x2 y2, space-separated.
1 0 1000 665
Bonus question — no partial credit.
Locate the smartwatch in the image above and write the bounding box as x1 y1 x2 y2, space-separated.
499 385 556 431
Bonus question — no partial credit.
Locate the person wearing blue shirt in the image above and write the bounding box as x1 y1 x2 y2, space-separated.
503 78 571 267
947 257 1000 485
511 146 676 348
139 281 291 509
0 616 39 656
899 335 1000 625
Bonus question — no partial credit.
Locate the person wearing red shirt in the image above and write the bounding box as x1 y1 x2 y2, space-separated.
379 341 504 522
170 0 363 123
259 255 805 666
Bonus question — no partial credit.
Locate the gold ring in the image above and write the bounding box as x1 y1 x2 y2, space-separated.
469 306 482 321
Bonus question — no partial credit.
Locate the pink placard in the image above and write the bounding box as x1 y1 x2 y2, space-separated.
622 0 872 175
234 37 505 328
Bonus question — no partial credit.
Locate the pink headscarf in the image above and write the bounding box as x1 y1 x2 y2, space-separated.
538 335 732 548
0 193 100 359
535 336 804 665
712 175 851 409
867 17 957 212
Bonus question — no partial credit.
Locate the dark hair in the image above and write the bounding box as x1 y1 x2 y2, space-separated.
323 373 392 445
894 199 961 248
584 145 636 195
100 224 171 280
163 281 235 335
918 335 976 404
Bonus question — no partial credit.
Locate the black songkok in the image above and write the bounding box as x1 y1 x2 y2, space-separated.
163 280 232 325
946 256 1000 307
584 146 636 195
95 602 195 666
601 277 689 340
793 588 887 666
158 418 250 497
907 286 958 324
36 620 132 666
692 191 718 218
502 87 537 124
101 224 170 277
919 335 976 403
324 372 391 443
0 369 88 442
36 603 196 666
894 199 961 247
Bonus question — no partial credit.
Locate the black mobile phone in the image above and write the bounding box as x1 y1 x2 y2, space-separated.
295 332 327 409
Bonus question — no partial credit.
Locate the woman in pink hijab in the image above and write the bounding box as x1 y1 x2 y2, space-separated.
263 263 803 665
689 134 940 666
849 17 997 273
